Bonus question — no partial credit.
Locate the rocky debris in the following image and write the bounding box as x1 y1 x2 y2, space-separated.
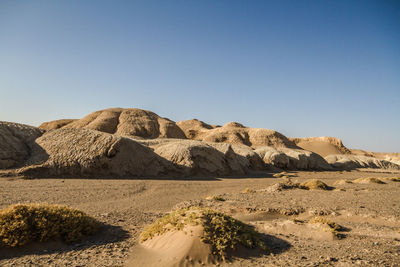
0 122 44 169
325 154 400 170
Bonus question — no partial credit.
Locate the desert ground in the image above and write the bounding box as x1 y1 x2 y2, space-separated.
1 170 399 267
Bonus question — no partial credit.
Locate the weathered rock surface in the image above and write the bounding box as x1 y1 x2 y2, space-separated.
18 128 172 178
325 154 400 170
255 146 332 170
152 140 249 176
0 122 44 169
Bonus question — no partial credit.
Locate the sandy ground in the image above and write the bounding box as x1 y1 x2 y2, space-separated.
0 170 400 266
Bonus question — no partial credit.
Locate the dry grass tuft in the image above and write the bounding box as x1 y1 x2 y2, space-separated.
0 203 100 247
353 178 386 184
309 216 345 239
300 179 332 190
140 207 268 260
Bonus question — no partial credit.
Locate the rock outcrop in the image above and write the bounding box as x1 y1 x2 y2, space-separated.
0 122 44 169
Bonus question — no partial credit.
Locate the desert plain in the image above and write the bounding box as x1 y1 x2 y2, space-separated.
1 108 400 267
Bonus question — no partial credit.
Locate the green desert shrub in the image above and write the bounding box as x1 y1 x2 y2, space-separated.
140 207 268 260
0 203 100 247
201 209 268 259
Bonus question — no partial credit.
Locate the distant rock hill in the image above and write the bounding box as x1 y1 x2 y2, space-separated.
39 108 186 139
1 107 399 178
177 119 298 149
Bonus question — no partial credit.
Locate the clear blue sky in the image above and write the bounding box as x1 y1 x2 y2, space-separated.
1 0 399 152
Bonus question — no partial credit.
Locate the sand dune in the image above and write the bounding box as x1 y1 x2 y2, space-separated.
290 137 351 157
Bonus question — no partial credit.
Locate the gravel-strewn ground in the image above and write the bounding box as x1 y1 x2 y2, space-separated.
0 170 399 266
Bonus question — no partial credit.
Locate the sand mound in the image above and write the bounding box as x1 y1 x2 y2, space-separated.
333 179 353 185
44 108 186 139
0 122 44 169
353 178 386 184
300 179 332 190
177 120 297 149
325 154 400 170
290 137 350 157
255 146 332 170
18 128 172 178
38 119 76 130
130 208 267 266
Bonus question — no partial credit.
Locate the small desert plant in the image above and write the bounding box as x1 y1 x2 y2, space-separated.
300 179 332 190
140 207 268 260
0 203 100 247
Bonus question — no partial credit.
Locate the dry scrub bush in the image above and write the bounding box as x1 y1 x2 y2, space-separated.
0 204 100 247
140 207 268 260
